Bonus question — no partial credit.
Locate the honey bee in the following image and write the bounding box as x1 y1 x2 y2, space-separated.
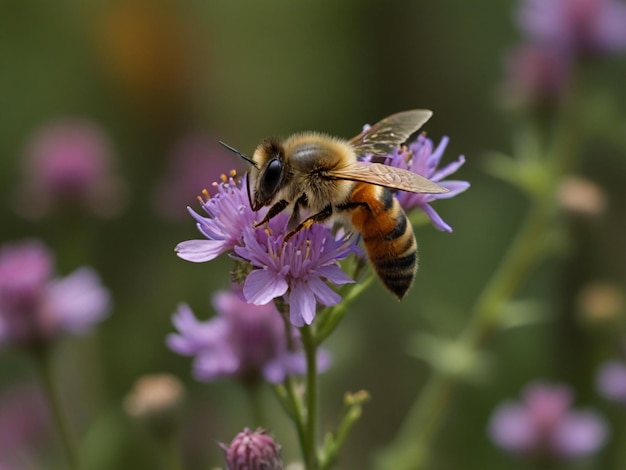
220 110 448 299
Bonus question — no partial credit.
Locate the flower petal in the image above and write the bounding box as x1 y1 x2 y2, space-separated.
308 277 342 307
435 180 471 199
243 269 288 305
552 411 608 458
420 203 453 232
488 403 535 453
45 267 110 334
288 283 317 326
175 239 227 262
316 265 354 285
431 155 466 181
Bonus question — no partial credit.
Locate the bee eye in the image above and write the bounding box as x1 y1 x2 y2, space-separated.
262 159 282 193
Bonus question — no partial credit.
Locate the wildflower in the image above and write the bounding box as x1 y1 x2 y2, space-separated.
488 382 607 460
517 0 626 58
596 360 626 405
167 291 329 384
501 44 572 108
154 132 244 220
16 119 125 218
124 374 184 438
557 176 608 217
0 240 110 347
175 174 263 262
220 428 283 470
576 282 623 323
234 215 355 327
371 134 469 232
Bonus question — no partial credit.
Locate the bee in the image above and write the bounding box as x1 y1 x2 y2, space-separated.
220 110 448 299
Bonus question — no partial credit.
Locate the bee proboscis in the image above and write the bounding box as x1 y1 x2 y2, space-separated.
221 110 448 299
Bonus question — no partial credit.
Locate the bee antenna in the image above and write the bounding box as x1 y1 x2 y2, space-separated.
219 141 258 168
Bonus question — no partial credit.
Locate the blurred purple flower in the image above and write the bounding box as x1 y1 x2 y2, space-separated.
517 0 626 58
488 382 608 460
596 360 626 405
0 383 49 467
234 215 355 327
369 134 469 232
154 132 244 220
176 174 264 262
16 119 126 218
167 291 329 384
501 44 572 108
0 240 110 347
220 428 283 470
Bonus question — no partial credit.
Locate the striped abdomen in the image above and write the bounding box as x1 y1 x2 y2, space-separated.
346 183 418 299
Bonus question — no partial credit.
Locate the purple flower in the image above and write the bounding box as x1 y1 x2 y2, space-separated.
154 132 245 220
16 119 126 218
596 360 626 405
175 175 264 262
167 291 329 384
488 382 608 460
517 0 626 58
0 240 110 347
371 134 469 232
220 428 283 470
234 215 355 327
501 44 572 108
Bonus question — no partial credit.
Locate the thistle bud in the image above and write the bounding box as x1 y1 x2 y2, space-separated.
220 428 283 470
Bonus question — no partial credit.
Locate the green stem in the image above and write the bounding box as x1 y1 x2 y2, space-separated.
301 324 319 470
377 198 551 470
278 378 308 454
246 383 266 427
163 434 183 470
31 346 80 470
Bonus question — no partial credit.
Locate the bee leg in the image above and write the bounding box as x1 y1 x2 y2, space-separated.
284 204 333 242
254 199 289 228
287 194 308 231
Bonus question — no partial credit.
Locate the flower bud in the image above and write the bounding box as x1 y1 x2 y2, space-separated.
220 428 283 470
124 373 184 438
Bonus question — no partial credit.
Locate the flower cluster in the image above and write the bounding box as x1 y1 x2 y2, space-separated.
167 291 329 384
488 382 607 460
0 239 111 347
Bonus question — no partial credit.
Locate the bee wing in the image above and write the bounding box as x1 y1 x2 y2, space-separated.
349 109 433 156
329 162 449 194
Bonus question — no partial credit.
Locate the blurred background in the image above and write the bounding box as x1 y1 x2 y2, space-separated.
0 0 624 469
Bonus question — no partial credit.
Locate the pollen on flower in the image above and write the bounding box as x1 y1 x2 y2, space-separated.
230 169 237 177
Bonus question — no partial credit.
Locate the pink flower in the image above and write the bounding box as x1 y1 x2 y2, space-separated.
167 291 329 384
16 119 126 217
0 240 110 347
489 382 608 460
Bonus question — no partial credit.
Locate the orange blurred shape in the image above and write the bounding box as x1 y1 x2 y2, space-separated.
96 0 202 114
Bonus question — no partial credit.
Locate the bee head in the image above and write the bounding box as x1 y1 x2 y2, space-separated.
251 138 286 210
